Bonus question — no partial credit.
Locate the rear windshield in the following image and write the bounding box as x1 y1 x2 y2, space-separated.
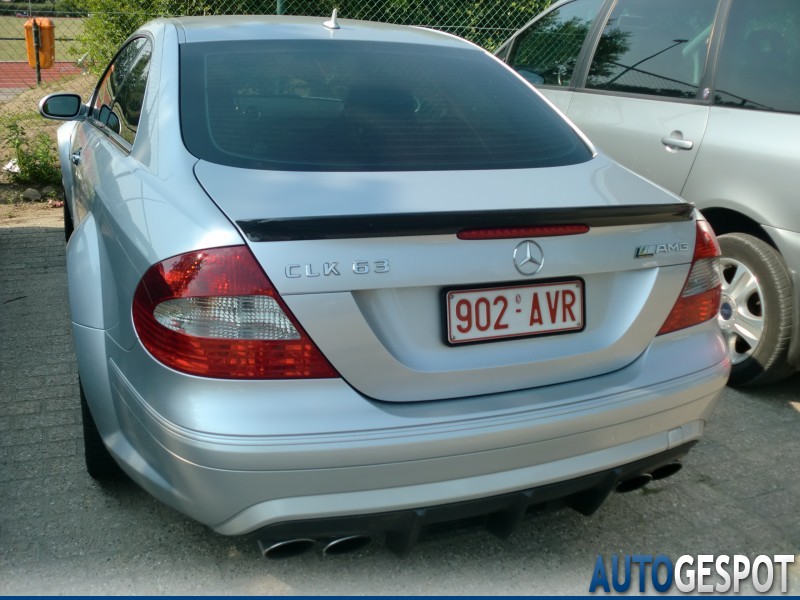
179 40 592 171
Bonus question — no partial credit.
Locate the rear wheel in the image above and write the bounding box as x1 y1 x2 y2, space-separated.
80 380 124 481
717 233 795 386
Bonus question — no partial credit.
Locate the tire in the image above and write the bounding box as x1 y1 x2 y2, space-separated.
63 196 74 242
80 380 125 481
717 233 795 387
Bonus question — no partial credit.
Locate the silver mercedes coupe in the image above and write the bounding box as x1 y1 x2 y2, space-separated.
40 14 729 557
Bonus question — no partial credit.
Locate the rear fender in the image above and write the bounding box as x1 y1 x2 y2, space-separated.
66 212 118 331
67 213 126 454
73 323 120 445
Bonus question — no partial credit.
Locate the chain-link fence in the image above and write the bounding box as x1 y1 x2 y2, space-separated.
1 0 551 168
1 9 88 176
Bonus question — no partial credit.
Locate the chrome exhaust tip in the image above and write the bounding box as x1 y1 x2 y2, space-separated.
258 538 316 559
322 535 372 556
616 473 653 493
651 462 683 481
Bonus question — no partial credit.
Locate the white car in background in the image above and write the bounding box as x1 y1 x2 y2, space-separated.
497 0 800 386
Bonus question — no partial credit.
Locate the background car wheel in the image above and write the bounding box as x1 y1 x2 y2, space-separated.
80 380 124 481
63 197 73 242
717 233 795 386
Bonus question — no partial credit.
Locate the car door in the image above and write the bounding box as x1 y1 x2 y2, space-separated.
498 0 607 114
563 0 720 195
684 0 800 232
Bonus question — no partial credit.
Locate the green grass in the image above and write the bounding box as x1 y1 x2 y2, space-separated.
0 16 85 62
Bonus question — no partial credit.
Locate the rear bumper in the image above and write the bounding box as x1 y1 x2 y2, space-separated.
80 344 726 538
213 413 712 538
250 441 697 555
72 319 729 539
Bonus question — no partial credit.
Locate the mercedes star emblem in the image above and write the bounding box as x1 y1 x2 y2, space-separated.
513 240 544 276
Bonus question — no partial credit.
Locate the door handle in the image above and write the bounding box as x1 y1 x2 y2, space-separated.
71 149 82 165
661 136 693 151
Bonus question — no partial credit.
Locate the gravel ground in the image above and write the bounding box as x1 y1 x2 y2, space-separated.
0 173 64 229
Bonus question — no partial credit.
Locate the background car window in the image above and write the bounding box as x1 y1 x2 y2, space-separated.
180 40 593 172
585 0 718 99
714 0 800 114
91 38 152 145
509 0 604 87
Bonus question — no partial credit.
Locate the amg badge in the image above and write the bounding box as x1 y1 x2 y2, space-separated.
635 242 690 258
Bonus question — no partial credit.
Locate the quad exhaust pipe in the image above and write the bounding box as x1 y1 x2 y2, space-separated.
616 473 652 493
322 535 372 556
258 535 372 559
258 538 315 559
651 461 683 481
258 462 686 557
616 462 683 493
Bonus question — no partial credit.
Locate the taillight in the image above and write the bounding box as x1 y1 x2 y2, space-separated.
132 245 338 379
657 220 722 336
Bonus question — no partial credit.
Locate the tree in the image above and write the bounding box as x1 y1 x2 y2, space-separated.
75 0 276 74
75 0 553 73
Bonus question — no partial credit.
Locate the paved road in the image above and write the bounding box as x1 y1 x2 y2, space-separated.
1 223 798 595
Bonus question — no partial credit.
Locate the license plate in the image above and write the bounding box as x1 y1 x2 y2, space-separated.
445 280 584 345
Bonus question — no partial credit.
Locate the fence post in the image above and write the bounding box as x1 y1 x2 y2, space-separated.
277 0 285 14
33 19 41 84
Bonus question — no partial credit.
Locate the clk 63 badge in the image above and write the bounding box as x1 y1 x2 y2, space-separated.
285 260 389 278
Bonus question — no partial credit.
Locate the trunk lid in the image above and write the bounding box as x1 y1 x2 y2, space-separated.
194 156 696 401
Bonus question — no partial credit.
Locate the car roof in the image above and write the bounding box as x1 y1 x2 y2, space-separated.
168 15 473 50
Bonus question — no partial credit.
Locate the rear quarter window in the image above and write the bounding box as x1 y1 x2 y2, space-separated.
179 40 592 171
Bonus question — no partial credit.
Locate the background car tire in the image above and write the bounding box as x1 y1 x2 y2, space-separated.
80 380 125 481
718 233 795 387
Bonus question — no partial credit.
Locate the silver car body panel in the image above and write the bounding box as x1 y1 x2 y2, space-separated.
682 107 800 234
765 227 800 282
56 120 79 211
559 96 800 241
194 160 696 400
538 88 574 115
194 156 679 223
565 93 710 195
173 15 473 47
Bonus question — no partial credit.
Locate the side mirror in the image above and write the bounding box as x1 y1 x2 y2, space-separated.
39 93 85 120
